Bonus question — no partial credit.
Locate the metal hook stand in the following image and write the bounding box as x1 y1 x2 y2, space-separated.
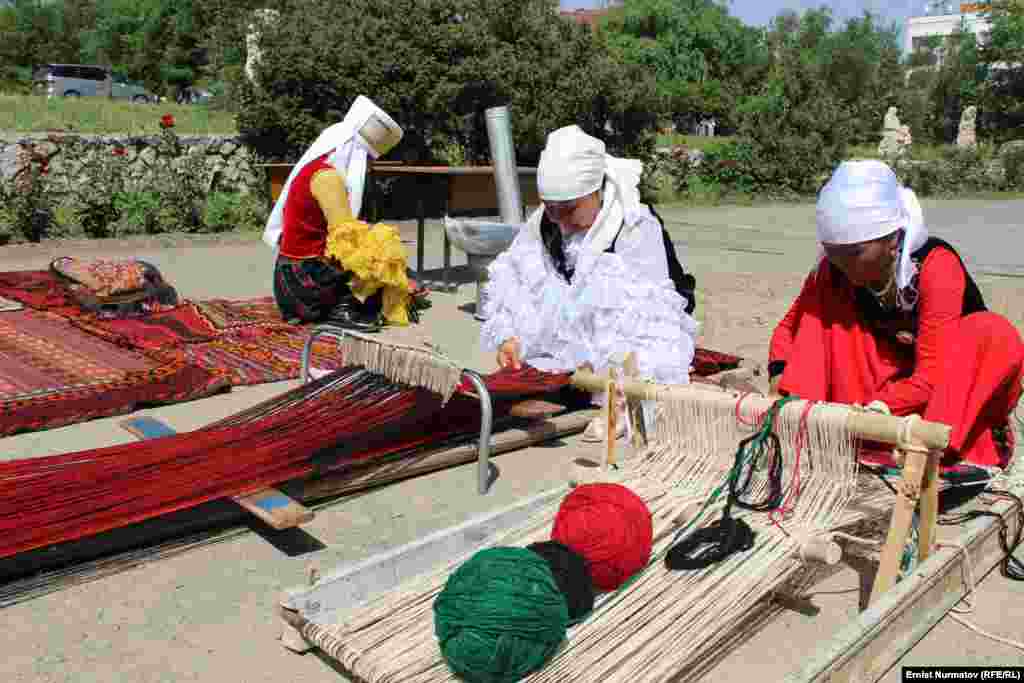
300 324 495 495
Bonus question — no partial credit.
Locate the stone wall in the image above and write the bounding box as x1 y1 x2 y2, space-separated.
0 133 264 196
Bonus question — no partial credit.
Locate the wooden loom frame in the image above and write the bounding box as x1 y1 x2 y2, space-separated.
569 369 950 605
277 369 986 681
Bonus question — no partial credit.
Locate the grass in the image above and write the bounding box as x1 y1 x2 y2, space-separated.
0 94 237 135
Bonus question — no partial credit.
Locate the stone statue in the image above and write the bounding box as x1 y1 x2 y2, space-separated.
879 107 911 158
957 106 978 148
245 9 280 86
883 107 901 132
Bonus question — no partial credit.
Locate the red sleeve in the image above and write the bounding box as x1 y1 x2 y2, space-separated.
872 248 966 415
769 268 818 371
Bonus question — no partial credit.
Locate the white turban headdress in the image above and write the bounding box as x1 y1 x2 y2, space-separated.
263 95 403 250
534 126 644 266
816 160 928 310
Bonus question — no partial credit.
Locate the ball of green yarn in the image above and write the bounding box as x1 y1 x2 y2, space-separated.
434 546 569 683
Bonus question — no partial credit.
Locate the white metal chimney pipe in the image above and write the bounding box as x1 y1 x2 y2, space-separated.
484 106 524 224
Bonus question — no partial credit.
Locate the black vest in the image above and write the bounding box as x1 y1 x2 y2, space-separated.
539 206 697 315
846 237 986 342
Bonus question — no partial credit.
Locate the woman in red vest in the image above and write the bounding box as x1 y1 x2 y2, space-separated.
263 96 410 332
769 160 1023 473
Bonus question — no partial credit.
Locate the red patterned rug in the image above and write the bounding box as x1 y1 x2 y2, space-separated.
157 326 346 386
0 270 81 317
67 303 221 351
0 310 230 436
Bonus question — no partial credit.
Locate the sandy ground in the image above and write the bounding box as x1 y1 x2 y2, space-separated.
0 199 1023 681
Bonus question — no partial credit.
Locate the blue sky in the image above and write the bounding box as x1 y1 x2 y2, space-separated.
559 0 928 31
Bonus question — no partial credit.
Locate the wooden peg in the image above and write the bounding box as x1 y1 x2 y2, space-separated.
606 369 618 469
622 352 647 450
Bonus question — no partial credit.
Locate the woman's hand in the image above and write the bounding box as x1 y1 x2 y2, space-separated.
497 337 522 370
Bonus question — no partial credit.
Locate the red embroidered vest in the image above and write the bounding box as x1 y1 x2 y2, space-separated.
278 155 337 259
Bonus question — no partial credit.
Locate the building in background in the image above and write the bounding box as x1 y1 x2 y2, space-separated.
558 0 624 30
904 2 992 59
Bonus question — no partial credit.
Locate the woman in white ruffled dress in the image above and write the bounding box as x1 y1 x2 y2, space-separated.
480 125 699 441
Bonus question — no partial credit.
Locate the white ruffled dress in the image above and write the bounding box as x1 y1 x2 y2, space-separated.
480 204 698 388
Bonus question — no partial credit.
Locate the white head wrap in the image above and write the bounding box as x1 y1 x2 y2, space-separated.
262 95 403 250
815 160 928 310
533 125 644 267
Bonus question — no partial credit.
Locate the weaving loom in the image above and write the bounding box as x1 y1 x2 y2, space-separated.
275 337 975 683
0 334 599 594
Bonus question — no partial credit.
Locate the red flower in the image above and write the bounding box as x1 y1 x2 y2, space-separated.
112 146 127 157
160 114 176 129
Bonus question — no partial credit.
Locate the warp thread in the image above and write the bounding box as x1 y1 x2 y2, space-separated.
666 396 798 571
337 331 464 404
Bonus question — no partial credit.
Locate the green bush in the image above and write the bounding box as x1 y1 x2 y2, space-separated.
115 190 164 235
203 191 268 232
148 122 209 233
0 156 58 242
237 0 660 166
1004 148 1024 189
68 142 132 238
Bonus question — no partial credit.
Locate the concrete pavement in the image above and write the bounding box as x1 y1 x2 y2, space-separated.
0 198 1022 681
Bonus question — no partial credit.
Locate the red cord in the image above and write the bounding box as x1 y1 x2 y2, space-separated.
770 400 814 528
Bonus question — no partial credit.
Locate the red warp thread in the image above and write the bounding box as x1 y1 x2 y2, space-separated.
0 367 534 562
551 483 653 592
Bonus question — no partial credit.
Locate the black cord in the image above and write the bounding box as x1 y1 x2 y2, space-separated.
666 403 789 571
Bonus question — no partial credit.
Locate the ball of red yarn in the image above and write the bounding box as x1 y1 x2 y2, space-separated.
551 483 653 592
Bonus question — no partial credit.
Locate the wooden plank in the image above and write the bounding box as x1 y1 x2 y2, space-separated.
508 399 565 420
119 417 314 531
786 494 1023 682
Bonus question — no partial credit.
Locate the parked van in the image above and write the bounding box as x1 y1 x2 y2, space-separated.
33 64 155 103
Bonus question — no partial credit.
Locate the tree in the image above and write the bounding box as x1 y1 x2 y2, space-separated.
601 0 768 134
733 8 854 195
236 0 660 164
926 29 987 142
819 12 905 144
981 0 1024 140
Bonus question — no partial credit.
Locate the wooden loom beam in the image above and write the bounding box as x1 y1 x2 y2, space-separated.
570 369 952 452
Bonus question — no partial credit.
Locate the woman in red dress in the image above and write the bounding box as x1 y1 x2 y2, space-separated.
263 96 411 332
769 160 1023 471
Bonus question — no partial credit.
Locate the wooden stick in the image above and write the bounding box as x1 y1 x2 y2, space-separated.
570 370 951 451
606 370 618 469
622 352 647 450
916 452 941 565
869 449 927 603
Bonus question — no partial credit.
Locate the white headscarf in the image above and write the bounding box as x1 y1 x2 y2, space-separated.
533 125 644 269
815 160 928 310
262 95 402 250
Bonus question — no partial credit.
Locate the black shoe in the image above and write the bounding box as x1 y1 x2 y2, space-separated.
325 300 382 333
